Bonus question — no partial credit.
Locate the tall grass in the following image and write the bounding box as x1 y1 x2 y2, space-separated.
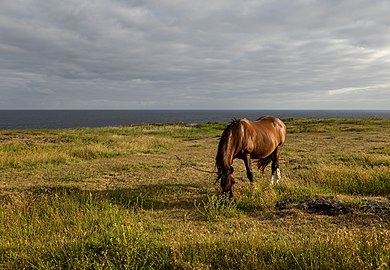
1 190 169 269
175 229 389 270
1 190 388 269
292 163 390 196
0 130 174 169
195 194 239 220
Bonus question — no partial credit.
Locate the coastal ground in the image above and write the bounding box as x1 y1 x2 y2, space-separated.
1 118 389 269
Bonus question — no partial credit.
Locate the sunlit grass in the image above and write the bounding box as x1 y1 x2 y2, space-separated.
0 132 175 169
195 194 240 220
2 189 388 269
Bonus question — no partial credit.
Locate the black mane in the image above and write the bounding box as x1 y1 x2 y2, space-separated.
215 119 241 181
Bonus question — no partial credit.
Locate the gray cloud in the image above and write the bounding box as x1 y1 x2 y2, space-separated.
1 0 390 109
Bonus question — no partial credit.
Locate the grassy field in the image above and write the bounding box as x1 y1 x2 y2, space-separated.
0 118 389 269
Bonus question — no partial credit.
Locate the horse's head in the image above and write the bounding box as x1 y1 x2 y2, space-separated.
219 167 235 199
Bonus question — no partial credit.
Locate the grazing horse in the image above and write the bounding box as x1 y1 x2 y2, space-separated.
215 116 286 199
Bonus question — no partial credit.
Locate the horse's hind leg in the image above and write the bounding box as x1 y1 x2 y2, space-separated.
244 154 254 183
270 145 283 184
271 160 280 185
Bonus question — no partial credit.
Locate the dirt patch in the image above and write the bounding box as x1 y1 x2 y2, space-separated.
42 137 70 144
277 196 390 216
298 197 353 216
360 199 390 215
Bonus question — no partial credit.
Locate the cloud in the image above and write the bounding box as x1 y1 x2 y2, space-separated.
328 84 390 95
0 0 390 109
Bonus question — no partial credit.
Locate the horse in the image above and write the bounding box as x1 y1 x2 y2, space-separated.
215 116 286 199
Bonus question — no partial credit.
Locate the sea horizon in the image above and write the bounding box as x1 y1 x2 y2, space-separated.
1 108 389 111
0 109 389 130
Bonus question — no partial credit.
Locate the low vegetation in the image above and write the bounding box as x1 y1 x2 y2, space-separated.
1 119 389 269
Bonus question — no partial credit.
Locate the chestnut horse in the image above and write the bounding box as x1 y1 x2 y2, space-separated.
215 116 286 199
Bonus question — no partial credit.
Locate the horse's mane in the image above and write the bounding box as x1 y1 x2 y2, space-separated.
216 119 241 181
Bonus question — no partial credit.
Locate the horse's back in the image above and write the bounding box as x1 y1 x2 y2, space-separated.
256 115 284 126
253 116 286 144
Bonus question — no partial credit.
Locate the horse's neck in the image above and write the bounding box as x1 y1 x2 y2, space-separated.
223 130 238 167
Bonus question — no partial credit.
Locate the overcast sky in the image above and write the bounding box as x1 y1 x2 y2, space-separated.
1 0 390 109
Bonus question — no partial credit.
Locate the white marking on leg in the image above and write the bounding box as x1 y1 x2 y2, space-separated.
270 174 275 185
274 168 281 184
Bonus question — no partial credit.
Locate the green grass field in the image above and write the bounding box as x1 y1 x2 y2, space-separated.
1 118 389 269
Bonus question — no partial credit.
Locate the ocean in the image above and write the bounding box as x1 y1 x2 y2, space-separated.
0 110 389 129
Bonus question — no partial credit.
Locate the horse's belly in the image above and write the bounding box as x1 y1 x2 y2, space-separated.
250 143 277 159
250 151 270 159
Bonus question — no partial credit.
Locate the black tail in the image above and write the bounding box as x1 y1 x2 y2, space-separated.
257 155 273 172
257 145 279 172
257 142 283 172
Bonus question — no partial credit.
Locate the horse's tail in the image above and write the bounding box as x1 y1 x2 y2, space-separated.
257 143 281 172
257 155 273 172
257 140 284 172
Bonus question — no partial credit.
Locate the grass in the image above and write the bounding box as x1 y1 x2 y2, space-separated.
0 119 389 269
195 194 240 221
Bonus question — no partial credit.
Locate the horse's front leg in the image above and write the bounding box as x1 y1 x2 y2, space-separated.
243 153 254 183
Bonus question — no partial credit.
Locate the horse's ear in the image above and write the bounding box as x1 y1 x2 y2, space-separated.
230 167 234 174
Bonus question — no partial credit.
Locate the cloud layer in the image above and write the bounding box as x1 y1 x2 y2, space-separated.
1 0 390 109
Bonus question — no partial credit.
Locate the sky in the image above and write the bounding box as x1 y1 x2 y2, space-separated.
1 0 390 110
